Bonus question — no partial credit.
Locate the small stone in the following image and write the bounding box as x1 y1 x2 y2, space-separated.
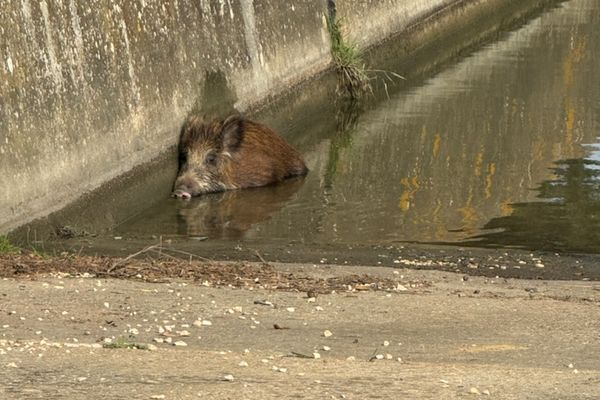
383 341 390 347
177 330 191 337
385 354 393 360
147 344 158 351
153 338 164 343
375 354 384 360
76 377 87 382
313 352 321 359
286 307 295 313
150 395 165 399
104 302 110 308
238 361 249 367
469 387 481 395
201 320 212 326
7 362 18 368
535 263 545 268
223 374 234 381
322 346 331 351
173 341 187 347
315 306 324 311
482 390 491 395
346 356 355 361
323 330 333 337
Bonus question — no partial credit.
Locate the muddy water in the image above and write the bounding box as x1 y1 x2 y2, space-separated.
110 0 600 254
12 0 600 281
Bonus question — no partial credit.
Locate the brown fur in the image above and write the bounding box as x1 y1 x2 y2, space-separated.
172 114 307 198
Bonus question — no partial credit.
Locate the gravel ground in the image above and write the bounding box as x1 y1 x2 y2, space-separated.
0 253 599 399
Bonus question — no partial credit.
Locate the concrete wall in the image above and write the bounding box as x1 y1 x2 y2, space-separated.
0 0 537 233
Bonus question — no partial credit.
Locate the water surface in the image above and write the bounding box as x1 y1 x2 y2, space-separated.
113 0 600 254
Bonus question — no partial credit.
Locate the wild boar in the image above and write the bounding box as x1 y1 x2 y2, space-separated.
172 114 307 198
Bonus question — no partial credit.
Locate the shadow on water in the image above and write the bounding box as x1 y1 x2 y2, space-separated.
465 158 600 253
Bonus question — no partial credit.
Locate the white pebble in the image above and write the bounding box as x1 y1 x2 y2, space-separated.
323 330 332 337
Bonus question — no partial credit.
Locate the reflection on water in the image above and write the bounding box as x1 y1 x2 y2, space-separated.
121 178 305 240
469 158 600 252
114 0 600 252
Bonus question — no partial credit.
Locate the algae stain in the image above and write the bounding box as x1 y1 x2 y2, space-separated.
474 151 484 177
398 177 420 212
484 163 496 199
432 133 441 158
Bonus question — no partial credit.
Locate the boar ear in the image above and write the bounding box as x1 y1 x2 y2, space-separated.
220 115 245 152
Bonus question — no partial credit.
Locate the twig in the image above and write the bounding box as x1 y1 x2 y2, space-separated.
251 249 268 264
158 247 213 262
368 347 381 362
108 244 160 273
287 352 315 359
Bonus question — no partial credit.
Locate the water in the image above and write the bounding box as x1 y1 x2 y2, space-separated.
13 0 600 272
109 0 600 254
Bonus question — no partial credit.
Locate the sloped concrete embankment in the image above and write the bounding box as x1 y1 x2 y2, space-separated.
0 0 555 233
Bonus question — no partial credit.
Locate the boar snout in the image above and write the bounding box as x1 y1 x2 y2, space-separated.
172 176 197 199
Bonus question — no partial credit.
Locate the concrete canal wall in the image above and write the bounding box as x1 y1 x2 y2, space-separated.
0 0 555 233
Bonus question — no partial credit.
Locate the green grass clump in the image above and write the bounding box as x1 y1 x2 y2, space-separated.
327 16 371 99
103 336 148 350
0 236 20 254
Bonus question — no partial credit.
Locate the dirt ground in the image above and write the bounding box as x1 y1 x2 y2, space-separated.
0 252 599 399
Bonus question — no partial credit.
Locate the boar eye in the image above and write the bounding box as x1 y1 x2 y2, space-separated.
205 153 217 165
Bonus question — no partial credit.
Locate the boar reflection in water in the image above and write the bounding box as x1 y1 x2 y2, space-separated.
176 178 305 238
172 114 308 198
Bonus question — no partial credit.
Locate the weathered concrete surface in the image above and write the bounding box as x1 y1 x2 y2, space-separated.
0 0 330 234
0 264 598 399
0 0 561 234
